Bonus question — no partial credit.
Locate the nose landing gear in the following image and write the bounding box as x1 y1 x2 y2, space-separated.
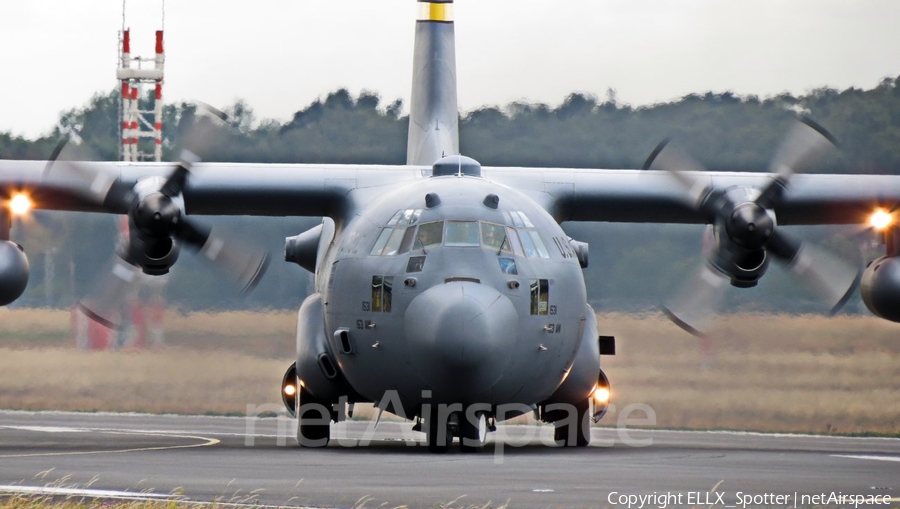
418 406 491 453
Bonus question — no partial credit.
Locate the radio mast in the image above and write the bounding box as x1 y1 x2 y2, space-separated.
116 1 165 162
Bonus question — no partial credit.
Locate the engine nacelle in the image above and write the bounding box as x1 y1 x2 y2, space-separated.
0 240 29 305
568 238 589 268
125 232 180 276
285 218 335 274
861 255 900 322
705 225 770 288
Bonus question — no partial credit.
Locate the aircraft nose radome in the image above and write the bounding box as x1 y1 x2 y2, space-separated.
405 281 517 400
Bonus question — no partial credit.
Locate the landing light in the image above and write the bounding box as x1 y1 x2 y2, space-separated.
9 193 32 216
283 384 297 397
592 386 611 405
869 209 893 231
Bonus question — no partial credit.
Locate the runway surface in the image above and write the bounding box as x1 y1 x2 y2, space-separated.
1 410 899 508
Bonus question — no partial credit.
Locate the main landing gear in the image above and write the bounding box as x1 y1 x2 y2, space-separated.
296 386 333 448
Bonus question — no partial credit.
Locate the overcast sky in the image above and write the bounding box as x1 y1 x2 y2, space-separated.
1 1 898 138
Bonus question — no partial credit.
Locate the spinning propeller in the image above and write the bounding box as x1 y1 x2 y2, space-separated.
644 119 860 336
45 105 269 328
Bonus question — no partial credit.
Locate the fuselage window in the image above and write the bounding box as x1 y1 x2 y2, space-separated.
499 257 518 274
415 221 444 249
518 211 535 228
371 226 419 256
505 211 525 228
530 278 549 315
503 211 535 229
398 226 417 254
381 228 407 256
527 231 551 258
407 256 426 272
445 221 480 247
371 275 393 312
388 209 422 226
503 227 523 256
369 228 392 255
519 229 539 258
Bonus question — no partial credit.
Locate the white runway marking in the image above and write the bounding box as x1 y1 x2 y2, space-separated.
1 426 89 433
0 485 178 500
0 425 220 458
832 454 900 462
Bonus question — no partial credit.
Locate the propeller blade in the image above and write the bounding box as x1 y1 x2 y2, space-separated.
757 118 837 207
160 103 227 197
77 255 143 329
662 262 730 337
777 240 860 314
767 229 859 313
160 164 190 198
643 138 713 208
177 102 227 162
178 218 270 294
43 139 131 211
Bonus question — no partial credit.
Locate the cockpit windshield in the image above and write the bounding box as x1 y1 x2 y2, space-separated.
371 211 550 259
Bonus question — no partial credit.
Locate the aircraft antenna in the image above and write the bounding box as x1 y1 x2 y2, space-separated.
117 0 165 162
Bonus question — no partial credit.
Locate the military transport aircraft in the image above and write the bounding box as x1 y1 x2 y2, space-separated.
1 1 900 452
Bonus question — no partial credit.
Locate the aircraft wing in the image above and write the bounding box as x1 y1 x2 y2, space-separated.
484 167 898 226
1 159 895 226
0 160 423 217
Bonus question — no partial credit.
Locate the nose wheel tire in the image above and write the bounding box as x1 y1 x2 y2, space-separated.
296 386 332 448
460 410 488 453
553 398 591 447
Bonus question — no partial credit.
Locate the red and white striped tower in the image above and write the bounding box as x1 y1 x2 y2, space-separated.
153 30 164 161
116 2 165 162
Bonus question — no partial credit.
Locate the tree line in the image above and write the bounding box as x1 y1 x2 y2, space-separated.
2 76 899 313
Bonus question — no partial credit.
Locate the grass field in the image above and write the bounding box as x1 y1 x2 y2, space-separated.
1 308 898 434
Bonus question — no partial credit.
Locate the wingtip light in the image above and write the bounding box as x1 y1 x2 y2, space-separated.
9 193 32 216
869 209 893 231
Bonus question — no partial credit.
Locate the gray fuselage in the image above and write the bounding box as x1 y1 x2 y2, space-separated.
317 173 590 415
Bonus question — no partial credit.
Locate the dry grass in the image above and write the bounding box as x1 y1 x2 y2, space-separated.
0 498 196 509
1 308 899 434
597 312 900 434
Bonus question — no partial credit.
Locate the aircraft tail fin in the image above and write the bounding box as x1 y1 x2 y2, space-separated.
406 1 459 166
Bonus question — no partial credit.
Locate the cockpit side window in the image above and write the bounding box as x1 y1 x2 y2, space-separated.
527 231 551 258
505 227 525 256
415 221 444 249
480 222 508 251
381 228 407 256
519 229 539 258
369 228 393 256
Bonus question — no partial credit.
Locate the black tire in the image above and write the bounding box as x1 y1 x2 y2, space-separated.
297 386 331 448
553 398 591 447
459 410 487 453
425 408 451 453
